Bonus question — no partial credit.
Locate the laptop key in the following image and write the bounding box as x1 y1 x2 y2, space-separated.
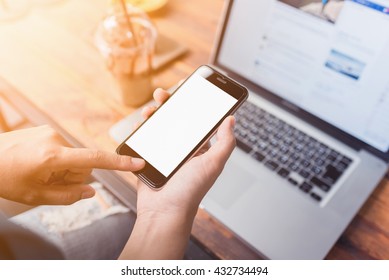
300 182 313 193
341 156 352 165
247 132 257 141
310 193 322 202
290 153 299 161
336 161 348 172
268 149 278 158
279 155 289 164
289 162 299 172
315 158 325 166
328 150 339 160
259 134 268 141
299 169 310 179
311 166 322 175
279 145 289 153
301 159 310 168
257 141 268 150
236 129 248 139
277 168 290 178
236 139 252 153
327 153 337 162
322 164 342 184
311 177 331 192
288 178 298 185
265 160 279 171
253 151 265 162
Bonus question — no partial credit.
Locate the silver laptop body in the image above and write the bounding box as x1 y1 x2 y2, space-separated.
201 0 389 259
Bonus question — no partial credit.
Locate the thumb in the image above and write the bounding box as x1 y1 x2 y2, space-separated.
201 116 236 172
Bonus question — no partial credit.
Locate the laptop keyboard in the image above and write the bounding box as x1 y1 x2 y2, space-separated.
234 102 353 203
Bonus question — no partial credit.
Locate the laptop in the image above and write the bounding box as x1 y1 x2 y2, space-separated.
200 0 389 259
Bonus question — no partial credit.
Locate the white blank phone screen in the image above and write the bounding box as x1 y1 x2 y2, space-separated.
125 73 238 177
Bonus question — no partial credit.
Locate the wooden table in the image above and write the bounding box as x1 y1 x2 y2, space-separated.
0 0 388 260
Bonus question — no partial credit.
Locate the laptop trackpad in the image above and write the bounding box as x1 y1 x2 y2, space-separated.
206 162 254 209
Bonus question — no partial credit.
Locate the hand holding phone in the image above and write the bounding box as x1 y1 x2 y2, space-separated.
120 114 237 259
116 65 248 188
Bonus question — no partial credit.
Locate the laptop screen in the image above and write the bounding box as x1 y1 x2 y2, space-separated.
216 0 389 153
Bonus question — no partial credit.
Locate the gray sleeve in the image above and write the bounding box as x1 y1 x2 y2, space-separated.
0 216 64 260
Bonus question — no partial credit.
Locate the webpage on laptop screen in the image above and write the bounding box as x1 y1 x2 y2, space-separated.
219 0 389 152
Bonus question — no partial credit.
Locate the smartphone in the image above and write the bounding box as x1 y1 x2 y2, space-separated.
116 65 248 188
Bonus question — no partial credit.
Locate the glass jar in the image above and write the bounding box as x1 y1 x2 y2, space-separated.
95 3 157 107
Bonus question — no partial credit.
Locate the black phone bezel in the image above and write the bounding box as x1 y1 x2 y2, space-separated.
116 65 248 188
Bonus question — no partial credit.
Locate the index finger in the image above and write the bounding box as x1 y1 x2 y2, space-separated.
200 116 236 172
55 147 145 171
153 88 170 105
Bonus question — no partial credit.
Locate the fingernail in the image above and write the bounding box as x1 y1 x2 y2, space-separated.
131 157 145 167
229 116 236 129
81 189 95 200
